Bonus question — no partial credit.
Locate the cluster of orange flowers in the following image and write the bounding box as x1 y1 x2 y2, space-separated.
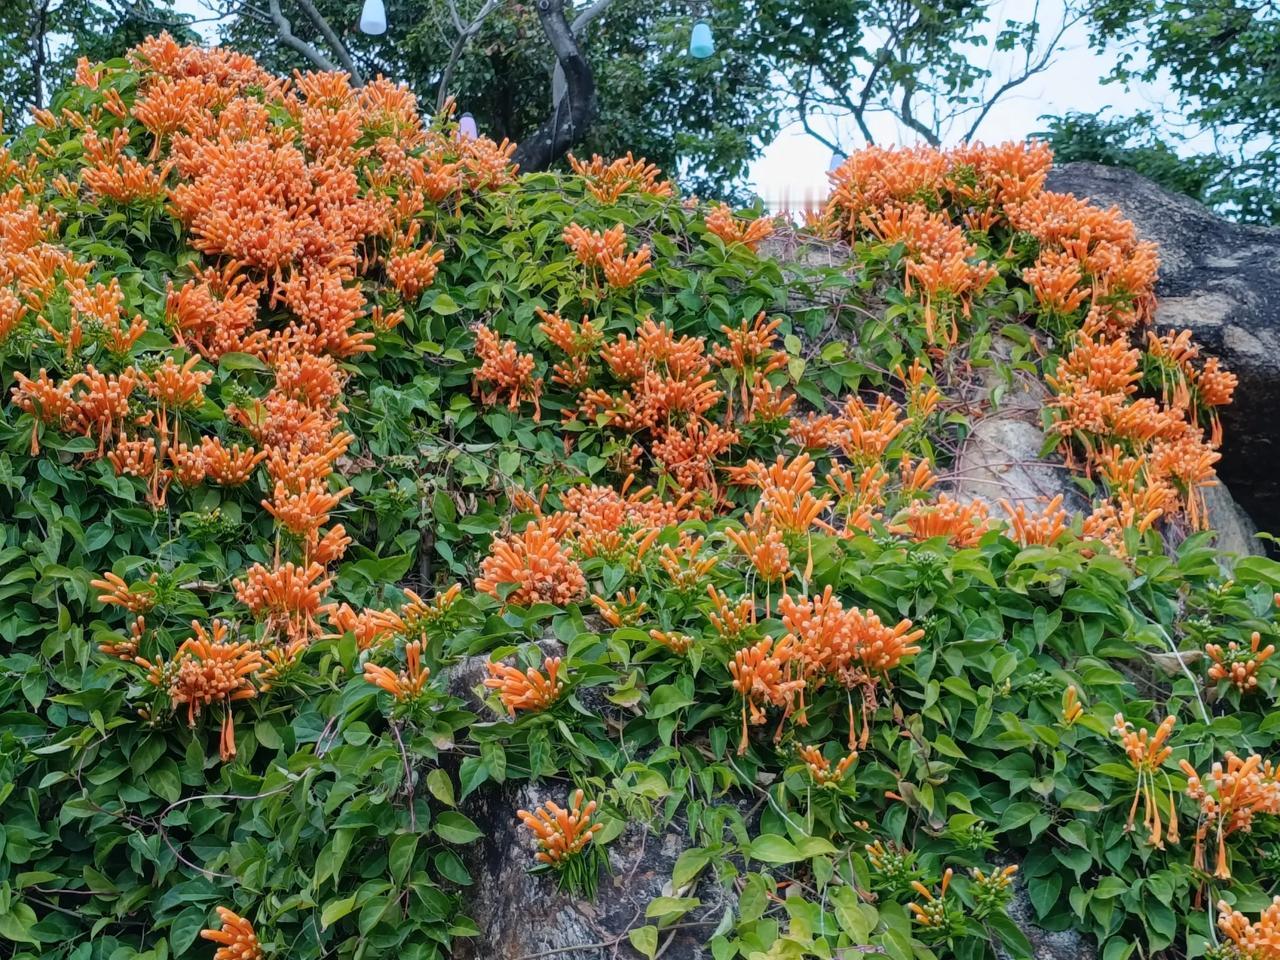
485 656 566 715
9 38 523 753
798 744 858 786
474 324 542 418
1180 751 1280 879
363 639 431 701
823 141 1235 543
1206 632 1276 694
475 520 587 607
135 619 263 761
516 789 604 866
1112 712 1179 849
704 203 774 252
200 907 263 960
563 222 652 289
568 152 671 204
1217 896 1280 960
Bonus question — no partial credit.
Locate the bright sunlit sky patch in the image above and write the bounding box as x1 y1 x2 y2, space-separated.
172 0 1177 200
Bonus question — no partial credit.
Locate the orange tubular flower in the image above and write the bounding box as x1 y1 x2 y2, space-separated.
1206 631 1276 693
563 222 626 268
601 246 652 289
234 561 334 642
329 602 403 650
1000 495 1070 547
591 589 648 628
162 619 263 761
201 437 266 486
649 629 693 655
484 656 566 715
476 521 586 608
1180 752 1280 880
386 242 444 299
659 532 718 589
568 152 671 203
144 355 212 412
517 789 604 866
261 480 352 539
474 325 543 419
704 203 774 252
1216 896 1280 959
1112 713 1178 849
726 525 791 584
400 583 463 634
707 586 755 640
1023 250 1091 315
893 495 991 548
799 744 858 786
728 636 803 753
90 571 157 614
363 640 431 701
1061 685 1084 726
201 906 263 960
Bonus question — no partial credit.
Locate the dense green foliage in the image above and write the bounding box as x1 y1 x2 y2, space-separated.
0 42 1278 960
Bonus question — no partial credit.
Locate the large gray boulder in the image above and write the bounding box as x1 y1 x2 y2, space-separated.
1045 162 1280 537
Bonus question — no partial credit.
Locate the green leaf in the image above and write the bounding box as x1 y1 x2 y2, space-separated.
628 925 659 959
647 684 694 718
389 834 418 882
434 811 484 844
169 905 207 956
430 292 463 314
320 895 357 929
671 848 711 890
426 768 456 806
746 834 802 864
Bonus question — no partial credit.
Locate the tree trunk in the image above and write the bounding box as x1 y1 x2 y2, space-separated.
511 0 597 172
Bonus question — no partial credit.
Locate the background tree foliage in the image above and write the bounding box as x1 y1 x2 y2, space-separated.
0 0 189 127
1046 0 1280 224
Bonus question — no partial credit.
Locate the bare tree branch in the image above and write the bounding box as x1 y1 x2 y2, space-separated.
897 82 943 147
265 0 341 73
959 10 1081 141
294 0 363 82
436 0 503 110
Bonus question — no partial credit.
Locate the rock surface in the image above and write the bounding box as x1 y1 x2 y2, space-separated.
455 782 731 960
1045 162 1280 536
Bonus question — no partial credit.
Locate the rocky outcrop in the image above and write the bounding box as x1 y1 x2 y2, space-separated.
455 782 734 960
1045 162 1280 538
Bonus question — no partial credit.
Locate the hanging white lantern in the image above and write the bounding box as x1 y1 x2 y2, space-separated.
458 113 478 140
359 0 387 35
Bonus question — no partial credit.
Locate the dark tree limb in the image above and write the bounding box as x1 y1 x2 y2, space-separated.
295 0 364 82
266 0 343 73
511 0 597 171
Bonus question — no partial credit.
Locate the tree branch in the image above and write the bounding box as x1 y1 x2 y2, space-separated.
265 0 341 73
551 0 618 110
294 0 363 83
960 10 1080 142
436 0 503 110
511 0 597 171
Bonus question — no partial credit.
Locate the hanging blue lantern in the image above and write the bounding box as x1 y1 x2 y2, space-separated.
359 0 387 35
828 150 846 172
689 21 715 59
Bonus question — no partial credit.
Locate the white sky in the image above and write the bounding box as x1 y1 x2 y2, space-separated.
172 0 1174 199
